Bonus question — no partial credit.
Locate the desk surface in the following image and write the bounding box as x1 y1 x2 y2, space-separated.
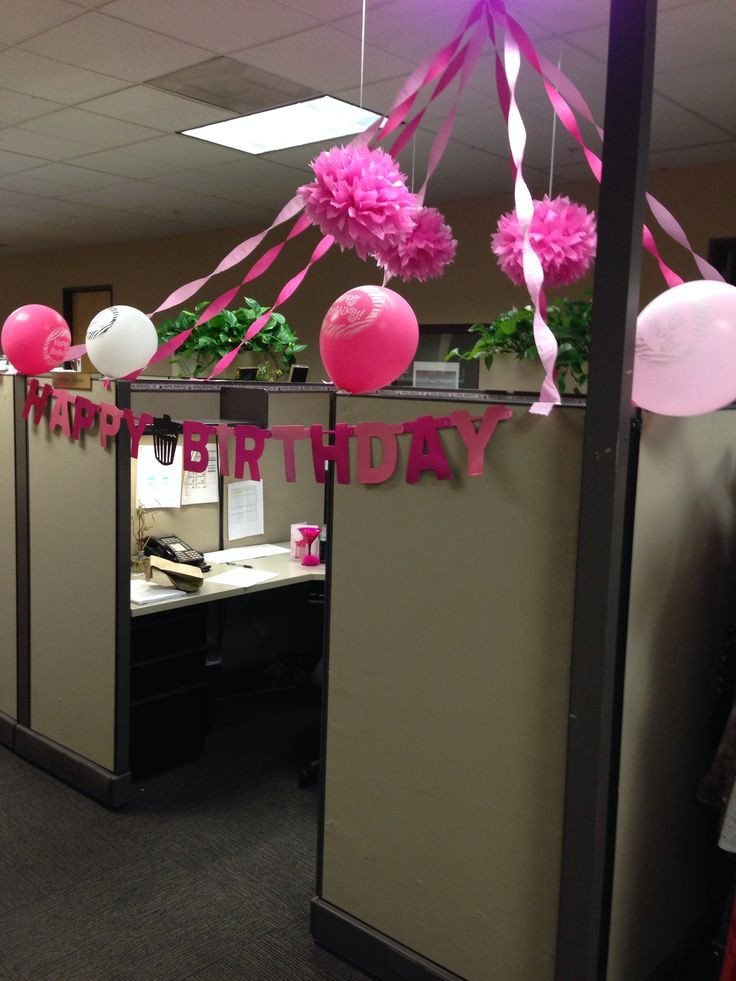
131 547 325 618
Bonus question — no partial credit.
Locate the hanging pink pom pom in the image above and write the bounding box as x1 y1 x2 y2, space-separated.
298 145 417 260
491 194 597 288
373 206 457 283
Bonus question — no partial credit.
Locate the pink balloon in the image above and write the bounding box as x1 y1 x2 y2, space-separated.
2 304 71 375
633 281 736 416
320 285 419 393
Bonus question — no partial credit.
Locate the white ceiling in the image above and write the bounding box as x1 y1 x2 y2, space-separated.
0 0 733 253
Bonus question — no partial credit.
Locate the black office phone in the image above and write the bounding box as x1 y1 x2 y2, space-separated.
145 535 206 568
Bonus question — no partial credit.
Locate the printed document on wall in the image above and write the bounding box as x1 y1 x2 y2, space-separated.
182 446 219 505
136 445 183 509
227 480 264 540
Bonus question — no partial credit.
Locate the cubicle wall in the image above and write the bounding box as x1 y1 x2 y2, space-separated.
0 375 18 743
14 378 130 803
607 411 736 980
316 394 585 980
223 389 330 548
130 387 222 555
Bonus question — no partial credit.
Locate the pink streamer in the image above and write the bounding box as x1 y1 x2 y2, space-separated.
208 234 335 378
491 16 559 414
497 8 717 288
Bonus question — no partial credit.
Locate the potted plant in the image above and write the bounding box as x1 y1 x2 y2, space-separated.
156 297 307 380
446 294 592 394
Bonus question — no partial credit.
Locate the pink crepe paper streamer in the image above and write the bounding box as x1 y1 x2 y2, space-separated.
67 343 86 359
533 50 723 283
494 6 715 289
208 234 335 379
494 21 560 415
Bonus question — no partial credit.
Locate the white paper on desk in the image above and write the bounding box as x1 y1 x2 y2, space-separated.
181 446 219 506
136 445 183 509
130 579 186 605
227 480 263 540
207 568 278 588
203 544 289 563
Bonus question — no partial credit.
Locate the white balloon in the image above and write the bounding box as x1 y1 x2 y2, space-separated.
85 305 158 378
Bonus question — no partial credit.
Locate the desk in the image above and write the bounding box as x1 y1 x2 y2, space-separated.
131 548 325 617
129 547 325 780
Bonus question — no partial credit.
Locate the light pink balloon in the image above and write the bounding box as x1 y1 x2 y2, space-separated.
320 285 419 394
633 280 736 416
1 304 71 375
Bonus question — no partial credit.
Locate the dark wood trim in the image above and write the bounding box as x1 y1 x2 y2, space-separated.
114 382 131 775
311 899 462 981
13 376 30 728
0 710 16 749
14 724 131 808
315 391 336 898
555 1 658 978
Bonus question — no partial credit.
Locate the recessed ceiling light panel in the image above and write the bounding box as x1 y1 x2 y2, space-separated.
182 96 381 155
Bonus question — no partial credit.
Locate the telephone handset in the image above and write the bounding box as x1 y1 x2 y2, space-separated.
145 535 206 568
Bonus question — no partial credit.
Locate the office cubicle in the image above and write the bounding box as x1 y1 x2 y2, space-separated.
4 377 331 803
313 392 734 981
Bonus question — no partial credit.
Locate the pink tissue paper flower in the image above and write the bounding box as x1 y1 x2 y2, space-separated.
491 194 597 288
298 145 417 260
373 206 457 282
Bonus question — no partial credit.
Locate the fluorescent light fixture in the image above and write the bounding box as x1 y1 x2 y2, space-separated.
182 96 381 155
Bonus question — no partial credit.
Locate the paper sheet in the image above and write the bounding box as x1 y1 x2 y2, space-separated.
203 544 289 563
227 480 264 540
135 445 183 509
130 579 186 605
206 568 279 588
181 446 219 506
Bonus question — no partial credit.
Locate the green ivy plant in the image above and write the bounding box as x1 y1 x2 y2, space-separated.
447 293 593 394
156 297 307 380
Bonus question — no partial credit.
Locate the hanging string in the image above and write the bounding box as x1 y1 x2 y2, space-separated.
411 133 416 191
359 0 367 108
547 43 563 198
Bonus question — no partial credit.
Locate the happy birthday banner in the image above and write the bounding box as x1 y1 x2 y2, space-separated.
23 381 513 486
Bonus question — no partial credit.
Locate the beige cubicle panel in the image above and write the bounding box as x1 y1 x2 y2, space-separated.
607 411 736 980
319 395 585 980
26 379 119 771
130 387 223 555
224 390 330 546
0 375 17 727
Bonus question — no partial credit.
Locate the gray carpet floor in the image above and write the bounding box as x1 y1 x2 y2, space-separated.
0 690 370 981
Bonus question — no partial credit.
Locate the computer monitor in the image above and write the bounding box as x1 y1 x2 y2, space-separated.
289 365 309 383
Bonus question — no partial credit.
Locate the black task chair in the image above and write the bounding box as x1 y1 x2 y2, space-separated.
298 656 323 787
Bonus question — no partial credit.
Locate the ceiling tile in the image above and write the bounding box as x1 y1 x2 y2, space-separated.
0 0 81 46
0 88 64 126
20 161 135 189
561 25 608 63
507 0 610 35
59 179 233 212
20 11 213 83
150 170 271 204
21 107 165 149
334 0 486 64
336 72 496 121
0 126 96 160
655 60 736 134
0 48 127 102
648 140 736 169
654 1 736 72
102 0 320 55
231 24 413 90
0 172 92 197
121 133 248 167
650 104 732 151
0 148 47 174
200 156 307 191
78 85 237 130
68 147 185 178
278 0 392 21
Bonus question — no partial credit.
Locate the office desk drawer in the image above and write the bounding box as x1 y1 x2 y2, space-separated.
130 649 205 702
131 607 208 663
